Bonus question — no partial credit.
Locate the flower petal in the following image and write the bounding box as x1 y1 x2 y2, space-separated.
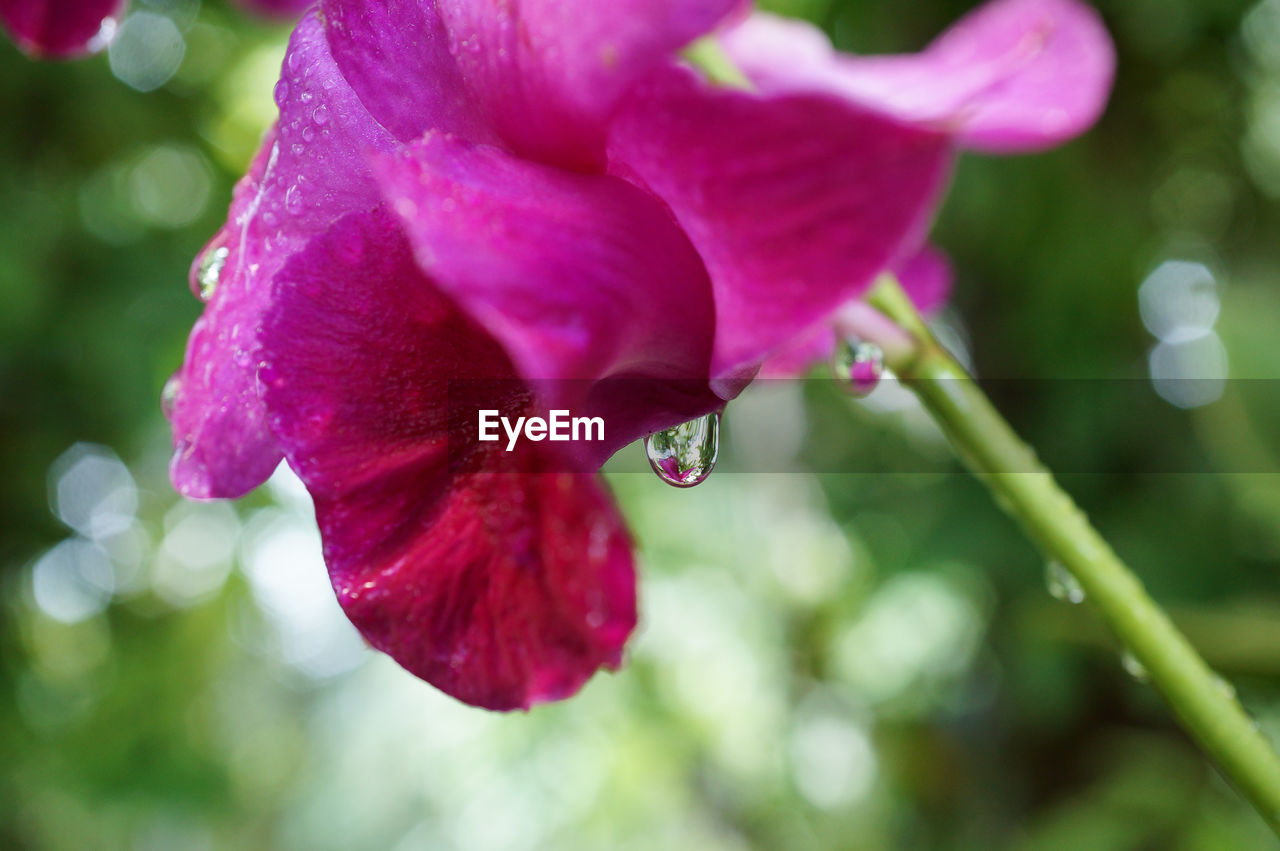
320 0 494 144
167 10 395 498
896 243 952 314
758 245 953 377
372 132 723 456
0 0 123 58
436 0 741 167
609 66 953 381
260 208 636 710
724 0 1115 153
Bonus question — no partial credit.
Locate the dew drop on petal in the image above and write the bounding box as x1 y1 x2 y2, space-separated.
1121 650 1150 682
195 244 229 303
161 375 181 419
645 413 719 488
312 104 330 126
832 338 885 397
1045 561 1085 604
284 184 303 215
273 79 289 107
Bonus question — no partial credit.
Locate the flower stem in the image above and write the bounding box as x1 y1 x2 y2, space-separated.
681 37 752 89
865 274 1280 834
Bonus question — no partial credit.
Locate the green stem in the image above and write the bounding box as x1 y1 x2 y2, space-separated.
681 37 752 89
683 40 1280 832
865 275 1280 834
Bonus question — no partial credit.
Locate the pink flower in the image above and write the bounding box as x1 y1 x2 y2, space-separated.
630 0 1117 375
0 0 125 58
168 0 1112 709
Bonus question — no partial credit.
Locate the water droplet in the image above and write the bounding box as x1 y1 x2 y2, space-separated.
299 90 313 104
832 338 885 397
645 413 720 488
161 375 181 419
1045 561 1085 604
273 79 289 107
284 184 303 214
195 244 229 302
312 104 330 125
1121 651 1150 682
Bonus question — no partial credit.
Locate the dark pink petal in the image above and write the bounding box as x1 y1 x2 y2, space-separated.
371 132 722 455
260 208 636 710
436 0 741 168
0 0 123 58
167 11 395 498
724 0 1114 153
759 245 953 377
232 0 314 18
320 0 495 144
609 66 953 382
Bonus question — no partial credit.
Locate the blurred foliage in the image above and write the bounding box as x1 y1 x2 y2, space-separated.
3 0 1280 848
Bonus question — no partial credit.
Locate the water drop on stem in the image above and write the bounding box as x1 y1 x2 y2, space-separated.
832 337 885 397
1045 561 1086 604
1121 650 1150 682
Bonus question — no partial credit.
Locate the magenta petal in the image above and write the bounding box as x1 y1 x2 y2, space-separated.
436 0 740 168
320 0 494 145
260 209 636 710
896 244 952 314
726 0 1115 153
167 11 395 498
371 133 719 435
758 245 952 378
0 0 123 58
609 67 953 381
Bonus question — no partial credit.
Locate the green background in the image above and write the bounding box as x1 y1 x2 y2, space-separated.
3 0 1280 847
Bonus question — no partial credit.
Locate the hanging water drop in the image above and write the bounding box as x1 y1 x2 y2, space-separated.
195 244 229 302
645 412 719 488
831 338 885 397
161 374 181 419
1121 650 1150 682
1045 561 1085 604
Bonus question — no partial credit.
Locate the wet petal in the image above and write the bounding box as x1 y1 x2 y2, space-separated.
896 243 952 314
260 208 636 710
372 132 722 456
609 66 953 381
758 245 953 377
725 0 1115 152
167 10 395 498
0 0 124 58
436 0 741 167
320 0 494 144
